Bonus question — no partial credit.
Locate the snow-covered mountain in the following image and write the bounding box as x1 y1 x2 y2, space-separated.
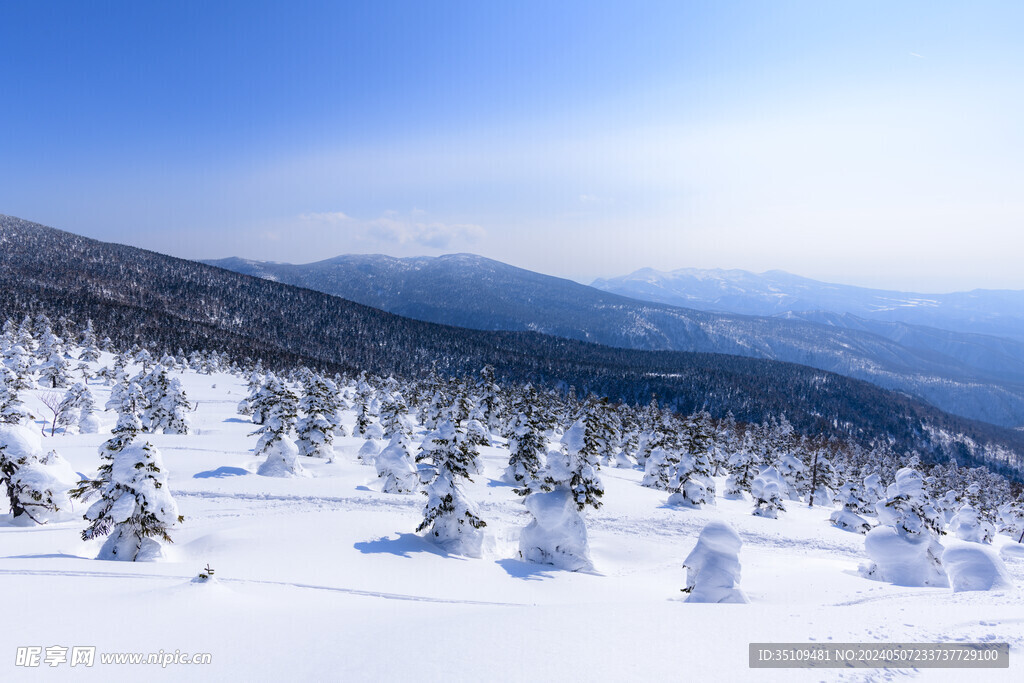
15 213 1024 468
205 253 1024 429
592 267 1024 341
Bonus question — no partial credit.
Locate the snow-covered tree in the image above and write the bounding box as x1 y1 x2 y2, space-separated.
948 504 995 544
138 366 193 434
776 452 807 502
503 405 546 488
57 382 100 434
36 342 71 389
0 366 32 424
415 421 486 556
251 380 303 477
516 419 604 571
830 481 872 534
0 424 77 524
78 320 101 364
723 432 759 500
751 465 787 518
997 498 1024 542
681 520 748 603
296 373 341 459
375 435 419 494
862 467 947 587
77 438 181 561
666 412 716 508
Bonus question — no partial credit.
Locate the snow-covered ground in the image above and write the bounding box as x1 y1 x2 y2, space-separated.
3 365 1023 682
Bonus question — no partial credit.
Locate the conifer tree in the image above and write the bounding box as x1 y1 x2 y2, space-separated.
78 320 101 363
751 466 787 518
504 403 546 488
0 425 76 524
416 421 487 556
375 435 419 494
296 373 340 459
73 417 182 561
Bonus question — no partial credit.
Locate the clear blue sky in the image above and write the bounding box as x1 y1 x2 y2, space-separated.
2 1 1022 291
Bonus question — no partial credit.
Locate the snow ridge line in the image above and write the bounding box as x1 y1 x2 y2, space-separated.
0 569 523 607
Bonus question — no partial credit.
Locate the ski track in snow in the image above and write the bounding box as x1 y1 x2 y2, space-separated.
0 567 523 607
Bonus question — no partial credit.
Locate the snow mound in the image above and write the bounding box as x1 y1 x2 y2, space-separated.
357 439 379 465
519 489 593 572
942 542 1014 592
862 526 947 587
830 509 871 534
682 520 747 603
999 543 1024 562
257 437 307 478
375 438 418 494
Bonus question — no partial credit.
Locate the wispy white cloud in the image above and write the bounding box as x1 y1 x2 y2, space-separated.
298 211 352 223
368 214 485 249
297 209 485 250
909 52 924 58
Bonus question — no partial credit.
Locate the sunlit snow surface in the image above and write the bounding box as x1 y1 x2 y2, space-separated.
2 359 1022 682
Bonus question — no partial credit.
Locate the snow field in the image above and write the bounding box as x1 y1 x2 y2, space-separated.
3 362 1024 682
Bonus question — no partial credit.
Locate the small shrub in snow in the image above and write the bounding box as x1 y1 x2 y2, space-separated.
519 489 593 571
681 520 748 603
256 436 306 478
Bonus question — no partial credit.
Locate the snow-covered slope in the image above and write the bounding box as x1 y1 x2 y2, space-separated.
4 362 1023 681
204 253 1024 428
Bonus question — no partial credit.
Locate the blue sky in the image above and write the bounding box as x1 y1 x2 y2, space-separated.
2 1 1023 291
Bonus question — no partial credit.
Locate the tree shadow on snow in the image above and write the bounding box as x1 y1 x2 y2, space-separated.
486 478 516 489
495 558 558 581
193 466 249 479
2 552 92 561
222 417 251 424
353 533 462 560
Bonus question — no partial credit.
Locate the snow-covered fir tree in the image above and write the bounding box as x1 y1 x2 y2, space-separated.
138 366 193 434
723 431 759 499
503 401 547 488
378 391 411 442
76 433 182 561
35 334 72 389
296 372 341 459
57 382 100 434
416 421 487 556
251 379 304 477
948 504 995 544
666 411 716 508
1 366 32 424
78 319 101 363
516 418 604 571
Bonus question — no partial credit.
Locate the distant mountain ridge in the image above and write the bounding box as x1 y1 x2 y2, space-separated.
592 267 1024 341
6 213 1021 478
205 253 1024 429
